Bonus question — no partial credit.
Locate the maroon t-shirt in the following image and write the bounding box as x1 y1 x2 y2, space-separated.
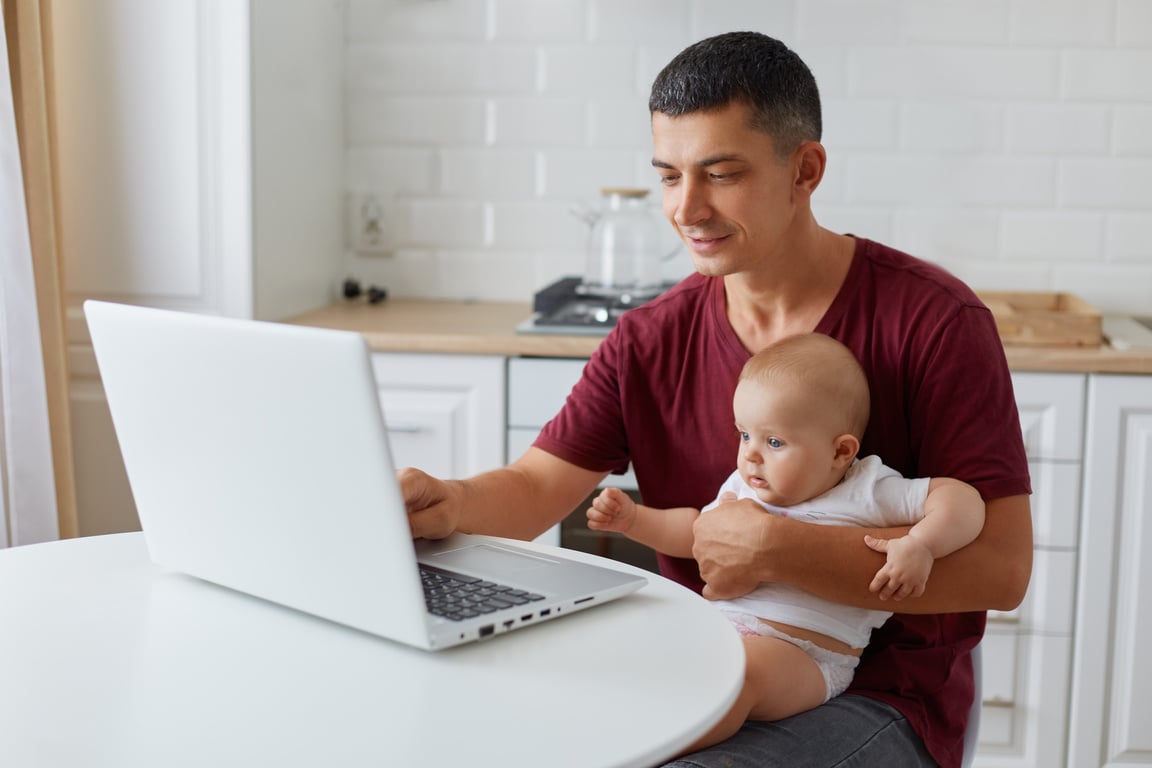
533 237 1032 768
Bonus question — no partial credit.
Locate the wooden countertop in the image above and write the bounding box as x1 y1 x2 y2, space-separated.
286 300 1152 374
288 300 602 357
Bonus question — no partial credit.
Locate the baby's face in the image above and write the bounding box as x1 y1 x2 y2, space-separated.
731 379 847 507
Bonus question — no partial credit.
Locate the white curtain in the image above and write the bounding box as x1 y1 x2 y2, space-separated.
0 7 58 548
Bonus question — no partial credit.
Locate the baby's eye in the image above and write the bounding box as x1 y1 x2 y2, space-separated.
767 437 783 449
738 431 750 442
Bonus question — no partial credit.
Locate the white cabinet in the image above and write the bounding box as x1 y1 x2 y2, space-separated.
974 373 1085 768
1068 375 1152 768
52 0 343 321
372 353 506 480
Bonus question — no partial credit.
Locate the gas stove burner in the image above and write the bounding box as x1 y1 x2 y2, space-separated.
517 276 673 336
535 300 629 328
573 283 664 305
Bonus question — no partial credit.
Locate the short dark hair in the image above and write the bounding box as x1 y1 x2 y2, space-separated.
649 31 822 157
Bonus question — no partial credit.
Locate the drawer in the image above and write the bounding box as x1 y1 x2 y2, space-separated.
507 358 586 427
371 352 506 479
977 631 1071 767
378 389 469 479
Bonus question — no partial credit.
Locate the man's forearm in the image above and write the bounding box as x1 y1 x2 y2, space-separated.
455 448 607 540
760 495 1032 614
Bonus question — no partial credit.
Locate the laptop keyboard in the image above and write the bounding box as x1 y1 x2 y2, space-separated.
420 564 546 621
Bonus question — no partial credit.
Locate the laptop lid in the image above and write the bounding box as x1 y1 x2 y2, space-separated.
83 301 645 650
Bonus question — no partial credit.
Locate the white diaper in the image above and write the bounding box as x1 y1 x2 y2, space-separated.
722 611 860 702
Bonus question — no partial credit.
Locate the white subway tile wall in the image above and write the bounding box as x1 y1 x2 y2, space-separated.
345 0 1152 312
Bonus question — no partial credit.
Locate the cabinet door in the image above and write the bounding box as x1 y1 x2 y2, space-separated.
372 353 505 480
974 373 1084 768
1069 375 1152 768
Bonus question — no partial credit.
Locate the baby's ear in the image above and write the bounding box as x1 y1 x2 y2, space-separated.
832 433 860 467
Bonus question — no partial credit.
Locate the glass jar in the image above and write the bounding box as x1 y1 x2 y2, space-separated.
579 188 666 300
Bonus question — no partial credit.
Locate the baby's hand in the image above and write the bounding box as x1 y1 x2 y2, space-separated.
587 487 636 533
864 534 934 601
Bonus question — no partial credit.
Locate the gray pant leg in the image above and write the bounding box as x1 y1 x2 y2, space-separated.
662 695 939 768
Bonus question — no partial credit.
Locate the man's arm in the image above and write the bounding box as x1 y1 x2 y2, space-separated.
692 493 1032 613
402 447 607 541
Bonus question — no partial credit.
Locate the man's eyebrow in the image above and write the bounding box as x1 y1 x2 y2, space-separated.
651 154 745 170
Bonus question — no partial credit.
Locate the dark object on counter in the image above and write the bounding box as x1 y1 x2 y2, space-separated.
532 276 585 315
519 275 675 335
342 278 388 305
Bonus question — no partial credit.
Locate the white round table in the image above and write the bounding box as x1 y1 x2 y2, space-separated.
0 533 743 768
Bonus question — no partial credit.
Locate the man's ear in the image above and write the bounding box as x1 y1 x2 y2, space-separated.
792 140 827 197
832 433 860 468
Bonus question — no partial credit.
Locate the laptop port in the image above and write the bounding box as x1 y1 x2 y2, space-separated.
539 608 551 617
502 620 515 629
479 624 495 637
521 614 533 622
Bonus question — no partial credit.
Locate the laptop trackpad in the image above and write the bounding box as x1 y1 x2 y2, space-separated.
428 543 559 575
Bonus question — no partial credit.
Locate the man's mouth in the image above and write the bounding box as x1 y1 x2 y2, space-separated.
681 232 729 250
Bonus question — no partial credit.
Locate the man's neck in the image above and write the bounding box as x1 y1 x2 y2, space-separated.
723 229 855 353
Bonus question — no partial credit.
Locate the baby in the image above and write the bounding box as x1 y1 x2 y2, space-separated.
587 333 986 751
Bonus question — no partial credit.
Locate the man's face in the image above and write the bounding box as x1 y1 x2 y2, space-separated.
651 102 799 277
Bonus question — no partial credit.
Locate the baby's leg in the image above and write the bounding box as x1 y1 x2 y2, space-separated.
683 635 826 753
742 634 828 720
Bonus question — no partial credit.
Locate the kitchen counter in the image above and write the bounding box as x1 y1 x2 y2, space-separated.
287 300 1152 374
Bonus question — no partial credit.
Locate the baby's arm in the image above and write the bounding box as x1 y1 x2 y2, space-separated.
864 477 986 601
587 487 699 558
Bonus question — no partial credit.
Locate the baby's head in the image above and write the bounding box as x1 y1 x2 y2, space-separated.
733 334 870 506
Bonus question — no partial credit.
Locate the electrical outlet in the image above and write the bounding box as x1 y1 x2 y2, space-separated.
351 193 395 255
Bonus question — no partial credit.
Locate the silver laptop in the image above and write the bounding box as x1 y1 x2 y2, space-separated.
84 300 646 650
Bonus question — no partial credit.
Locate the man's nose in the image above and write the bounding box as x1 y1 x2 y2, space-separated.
670 177 710 228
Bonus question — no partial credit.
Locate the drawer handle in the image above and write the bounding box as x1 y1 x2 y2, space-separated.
982 697 1015 709
986 614 1020 625
387 425 428 435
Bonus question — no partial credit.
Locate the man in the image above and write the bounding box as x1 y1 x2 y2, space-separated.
402 31 1032 768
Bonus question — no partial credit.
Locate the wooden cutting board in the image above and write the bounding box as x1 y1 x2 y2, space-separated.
977 291 1102 347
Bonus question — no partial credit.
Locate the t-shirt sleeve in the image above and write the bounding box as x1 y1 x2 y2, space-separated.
844 456 931 527
908 304 1031 502
530 330 632 475
871 475 931 527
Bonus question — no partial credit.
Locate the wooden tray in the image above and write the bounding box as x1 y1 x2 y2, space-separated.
978 291 1102 347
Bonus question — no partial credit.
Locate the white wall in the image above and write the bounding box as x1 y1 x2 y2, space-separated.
343 0 1152 314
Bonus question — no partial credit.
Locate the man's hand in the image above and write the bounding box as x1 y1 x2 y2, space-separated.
691 494 770 600
398 466 462 539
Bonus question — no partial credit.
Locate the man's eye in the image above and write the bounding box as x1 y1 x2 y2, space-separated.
767 437 783 448
658 174 679 186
